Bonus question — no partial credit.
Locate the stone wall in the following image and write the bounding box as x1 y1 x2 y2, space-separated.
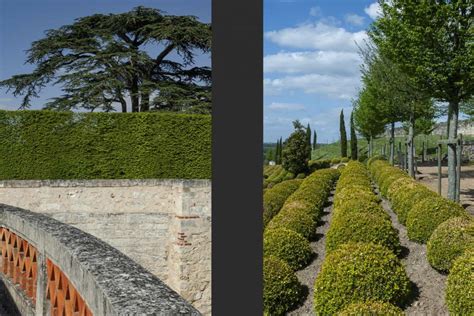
384 119 474 138
0 179 211 315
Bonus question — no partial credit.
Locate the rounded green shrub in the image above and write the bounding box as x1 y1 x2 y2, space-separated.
267 205 316 240
340 157 350 163
387 177 415 200
334 199 390 222
427 216 474 272
367 155 385 167
331 158 341 164
445 250 474 315
308 159 330 172
337 301 404 316
333 187 380 210
263 179 303 228
407 197 467 243
264 256 303 315
379 171 409 197
296 173 306 179
313 243 411 315
264 228 313 270
326 212 401 254
392 184 438 225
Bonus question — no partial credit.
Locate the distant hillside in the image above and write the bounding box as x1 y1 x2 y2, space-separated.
384 119 474 137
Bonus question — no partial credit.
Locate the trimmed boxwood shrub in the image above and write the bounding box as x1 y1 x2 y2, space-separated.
331 158 341 164
379 170 409 197
313 242 411 315
340 157 349 163
264 256 303 315
296 173 306 179
263 179 303 228
0 110 211 179
406 197 467 243
337 301 404 316
387 177 415 200
445 250 474 315
267 205 317 240
333 186 379 209
427 216 474 272
326 212 401 254
264 228 313 270
334 199 390 221
308 159 330 172
392 184 438 225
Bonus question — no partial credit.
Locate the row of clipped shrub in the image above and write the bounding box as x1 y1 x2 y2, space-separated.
368 158 473 315
263 168 339 315
313 161 409 315
263 165 295 188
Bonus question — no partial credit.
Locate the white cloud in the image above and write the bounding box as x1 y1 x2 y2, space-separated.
265 22 368 52
264 51 361 76
268 102 306 111
345 14 365 26
364 2 382 20
264 73 360 100
309 6 321 17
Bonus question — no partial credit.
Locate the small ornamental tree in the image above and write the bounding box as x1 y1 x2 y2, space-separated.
282 120 309 175
350 111 358 160
340 109 348 158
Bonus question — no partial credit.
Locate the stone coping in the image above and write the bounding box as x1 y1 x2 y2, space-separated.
0 204 201 315
0 179 211 188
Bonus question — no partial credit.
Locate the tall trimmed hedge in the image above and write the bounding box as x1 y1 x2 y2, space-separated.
0 110 211 179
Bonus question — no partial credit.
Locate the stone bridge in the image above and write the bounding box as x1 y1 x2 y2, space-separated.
0 204 200 315
0 179 211 315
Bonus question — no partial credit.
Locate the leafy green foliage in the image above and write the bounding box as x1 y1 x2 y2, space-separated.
0 7 211 113
266 205 317 240
264 228 313 271
282 120 309 175
308 159 330 172
263 179 303 228
427 216 474 272
446 250 474 315
313 242 412 315
337 301 404 316
0 110 211 179
407 197 467 243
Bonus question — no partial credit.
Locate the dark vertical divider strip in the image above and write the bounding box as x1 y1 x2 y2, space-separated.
212 0 263 315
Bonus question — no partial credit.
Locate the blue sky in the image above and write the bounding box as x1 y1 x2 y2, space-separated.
264 0 382 143
0 0 211 111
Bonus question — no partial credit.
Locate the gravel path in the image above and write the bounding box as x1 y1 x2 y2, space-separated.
379 195 449 315
288 192 334 315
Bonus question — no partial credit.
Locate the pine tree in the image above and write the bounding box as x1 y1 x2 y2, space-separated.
350 111 358 160
340 109 348 157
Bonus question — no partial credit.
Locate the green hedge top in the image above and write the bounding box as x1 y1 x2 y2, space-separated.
0 110 211 179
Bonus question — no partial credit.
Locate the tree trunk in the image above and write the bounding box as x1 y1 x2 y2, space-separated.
408 114 415 178
119 97 127 113
131 79 140 112
140 91 150 112
447 100 459 200
389 122 395 165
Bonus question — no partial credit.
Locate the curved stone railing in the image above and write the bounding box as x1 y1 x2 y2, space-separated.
0 204 201 316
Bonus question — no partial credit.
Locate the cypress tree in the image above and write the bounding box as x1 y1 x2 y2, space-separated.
275 139 280 164
340 109 348 157
350 111 358 160
313 130 317 150
306 124 312 160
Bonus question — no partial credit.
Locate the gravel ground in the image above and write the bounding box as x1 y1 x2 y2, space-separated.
288 193 334 315
379 195 449 316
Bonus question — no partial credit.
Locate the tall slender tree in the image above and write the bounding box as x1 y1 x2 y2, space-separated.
339 109 348 157
306 124 312 160
313 130 317 150
275 139 280 164
350 111 358 160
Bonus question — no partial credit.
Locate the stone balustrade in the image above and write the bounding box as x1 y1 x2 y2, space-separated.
0 204 201 316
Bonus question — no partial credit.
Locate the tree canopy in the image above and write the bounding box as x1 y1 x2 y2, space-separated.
0 6 212 113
